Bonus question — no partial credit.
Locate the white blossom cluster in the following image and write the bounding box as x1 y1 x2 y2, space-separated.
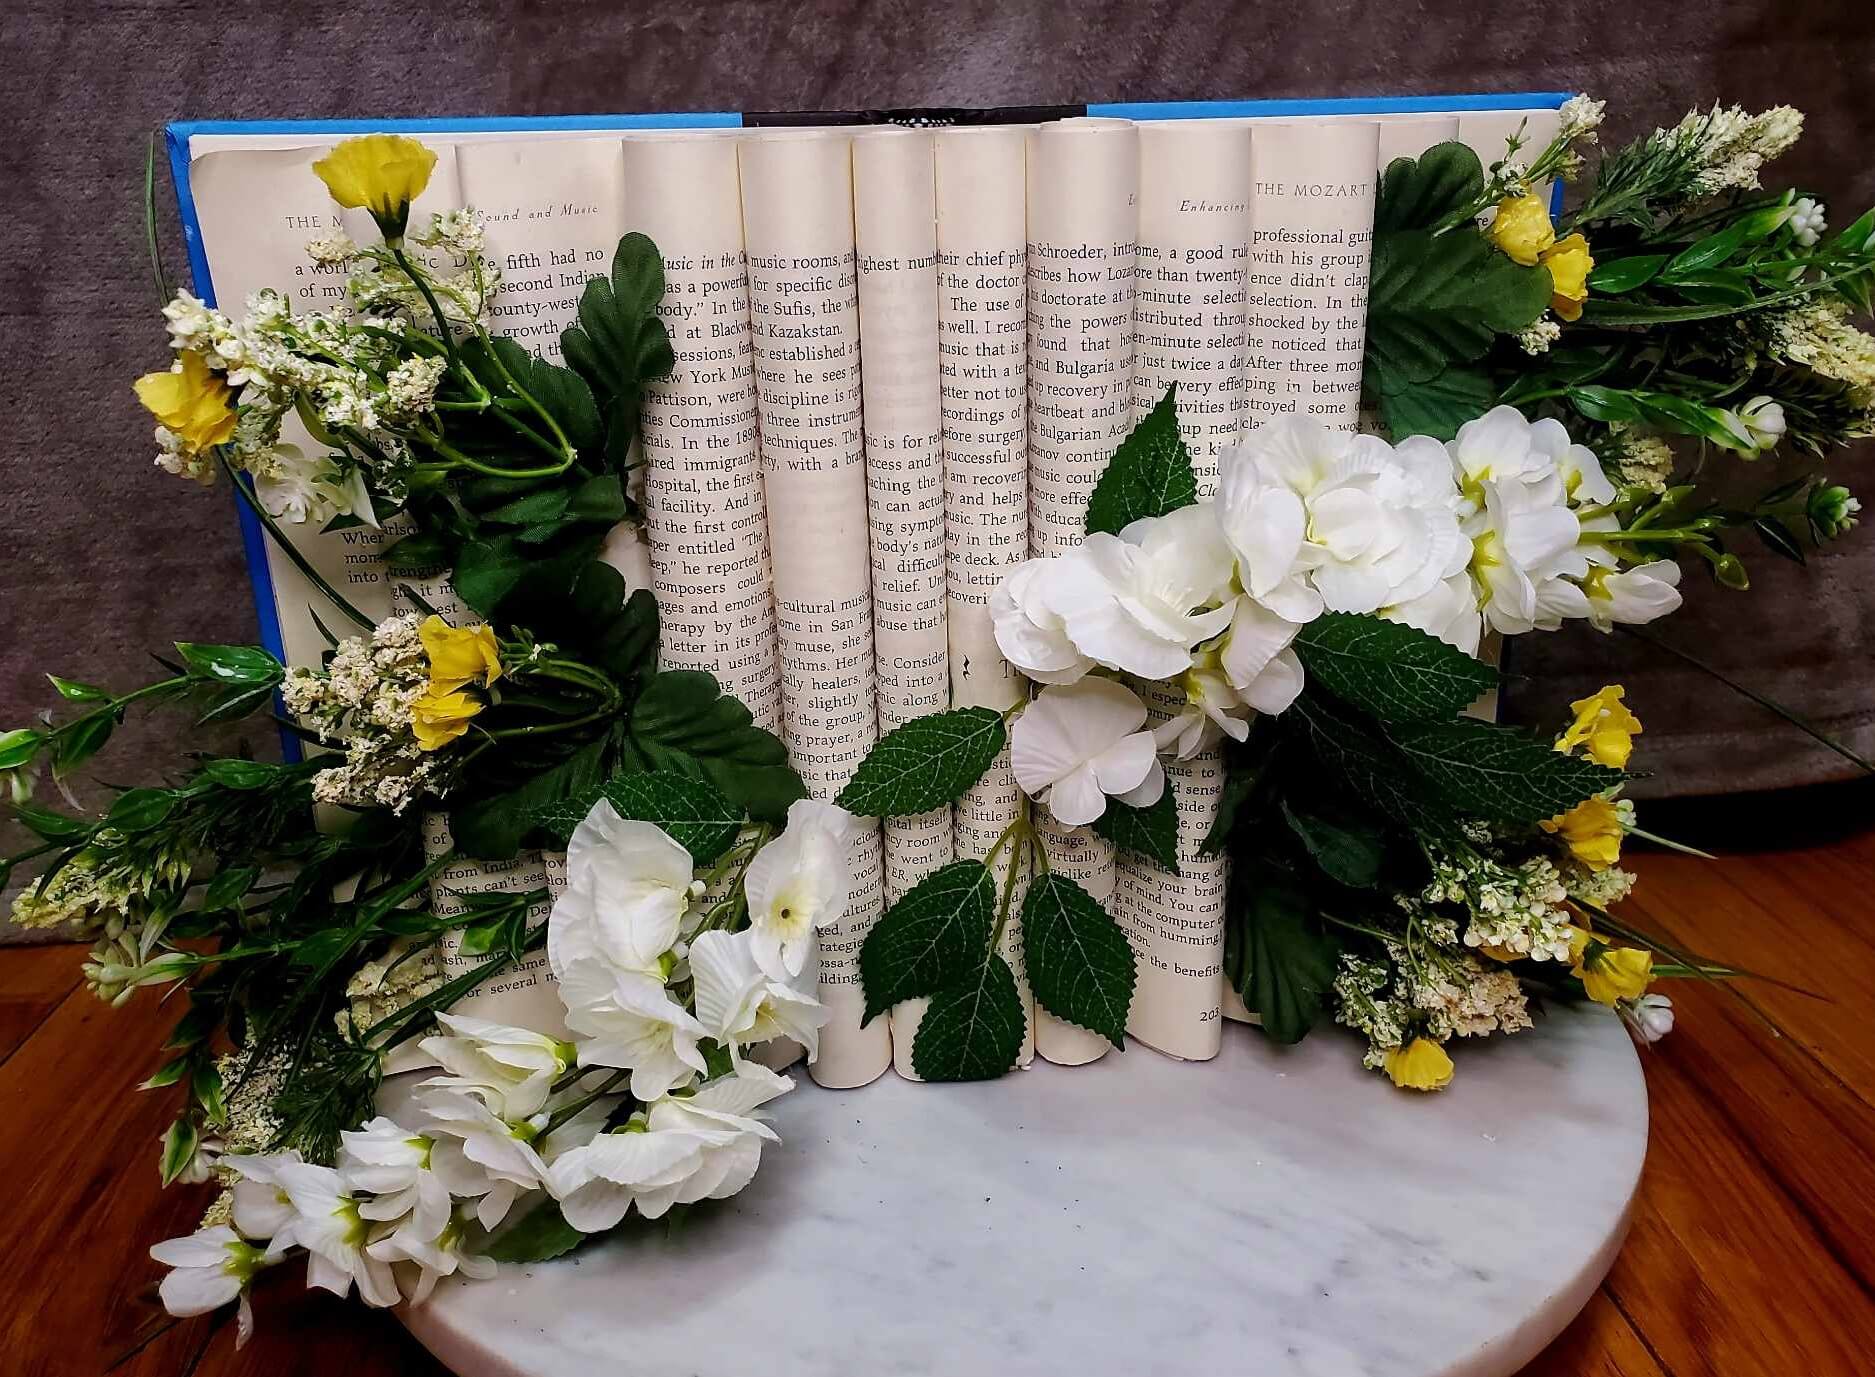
1675 104 1804 198
990 410 1684 828
1752 296 1875 400
339 938 447 1040
1332 929 1535 1073
153 797 858 1341
1425 846 1576 963
281 614 445 813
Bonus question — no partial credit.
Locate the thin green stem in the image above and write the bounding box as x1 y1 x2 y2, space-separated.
144 131 172 307
219 454 374 630
541 1069 632 1137
1622 822 1715 861
1618 625 1875 775
388 243 463 372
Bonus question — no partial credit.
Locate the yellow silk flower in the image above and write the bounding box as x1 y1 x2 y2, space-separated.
133 350 237 452
410 685 484 751
1384 1038 1455 1091
311 134 438 240
419 615 502 691
1489 191 1556 266
1568 926 1654 1005
1540 795 1624 871
1541 232 1595 321
1555 685 1641 769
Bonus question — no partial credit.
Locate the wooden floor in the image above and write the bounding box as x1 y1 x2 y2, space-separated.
8 799 1875 1377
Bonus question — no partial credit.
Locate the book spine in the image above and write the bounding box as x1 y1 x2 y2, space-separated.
739 131 892 1090
1024 118 1140 1066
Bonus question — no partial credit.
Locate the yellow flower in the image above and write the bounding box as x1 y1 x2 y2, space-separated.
1555 685 1641 769
133 350 237 452
1384 1038 1455 1091
1489 191 1556 266
419 615 503 690
311 134 438 241
1541 232 1595 322
1568 927 1654 1005
410 685 483 751
1540 795 1625 871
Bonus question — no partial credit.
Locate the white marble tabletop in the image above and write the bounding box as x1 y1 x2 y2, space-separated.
397 1006 1646 1377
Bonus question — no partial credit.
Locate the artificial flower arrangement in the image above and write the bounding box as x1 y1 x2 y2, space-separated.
2 98 1870 1335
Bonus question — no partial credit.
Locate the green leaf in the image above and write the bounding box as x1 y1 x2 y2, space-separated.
1754 515 1807 565
1292 613 1497 723
198 758 279 791
858 860 996 1025
450 738 611 859
1587 254 1669 294
1287 693 1439 828
1021 873 1136 1047
174 643 284 687
10 801 87 841
1278 797 1384 889
46 675 108 703
196 683 278 726
834 709 1005 818
51 714 116 780
1235 870 1339 1044
1374 142 1485 234
1661 220 1755 280
0 728 42 771
291 927 356 970
158 1117 200 1187
1084 384 1198 536
487 1198 591 1263
628 670 806 824
192 1062 227 1124
200 865 260 911
1091 787 1181 876
910 953 1027 1082
1388 716 1625 824
140 1056 189 1090
535 770 743 865
561 233 678 469
1365 229 1552 394
381 528 453 572
1376 364 1495 443
107 787 177 833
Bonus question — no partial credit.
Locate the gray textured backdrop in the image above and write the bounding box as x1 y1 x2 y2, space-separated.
4 0 1873 855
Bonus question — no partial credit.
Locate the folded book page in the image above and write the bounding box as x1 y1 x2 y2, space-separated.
621 133 784 732
1246 120 1380 432
739 131 892 1090
1376 114 1461 168
847 130 962 1078
187 144 464 669
1458 107 1565 198
935 125 1037 1071
1025 118 1139 1066
1132 121 1255 496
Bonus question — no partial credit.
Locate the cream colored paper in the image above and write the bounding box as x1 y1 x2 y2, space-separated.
1376 115 1461 168
935 126 1036 1069
1112 684 1228 1060
1457 107 1565 189
1132 121 1255 495
1025 118 1139 1066
739 131 891 1089
1246 120 1379 430
188 144 463 670
621 133 784 732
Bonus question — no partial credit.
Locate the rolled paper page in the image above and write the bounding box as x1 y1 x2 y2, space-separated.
935 125 1036 1070
1246 120 1379 430
740 131 891 1090
1133 121 1254 495
1113 683 1228 1060
1376 114 1462 168
848 130 959 1077
1025 117 1140 1066
1458 106 1565 184
621 133 784 732
187 144 462 669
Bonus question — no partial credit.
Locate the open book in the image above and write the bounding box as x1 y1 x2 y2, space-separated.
173 95 1566 1088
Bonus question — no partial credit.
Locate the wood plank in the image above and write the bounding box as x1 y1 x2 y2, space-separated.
0 942 82 1065
1516 1289 1666 1376
1 981 221 1377
1599 978 1875 1376
1627 848 1875 1107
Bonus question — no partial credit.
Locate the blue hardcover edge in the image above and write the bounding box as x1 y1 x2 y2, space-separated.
167 95 1566 759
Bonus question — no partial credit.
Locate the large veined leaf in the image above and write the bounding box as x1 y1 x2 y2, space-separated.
835 709 1005 818
1022 874 1136 1048
1084 384 1198 536
858 860 996 1025
1375 364 1496 443
1091 785 1181 876
1292 613 1497 723
560 233 677 469
1375 143 1486 234
1388 717 1626 825
1233 868 1340 1045
911 953 1028 1082
1365 229 1553 397
626 670 806 824
533 770 744 864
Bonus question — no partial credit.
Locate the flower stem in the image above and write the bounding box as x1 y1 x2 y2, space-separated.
541 1069 632 1137
220 454 374 630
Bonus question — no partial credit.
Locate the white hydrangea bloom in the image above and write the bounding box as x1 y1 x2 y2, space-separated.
688 927 829 1065
743 800 864 981
1011 677 1164 827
